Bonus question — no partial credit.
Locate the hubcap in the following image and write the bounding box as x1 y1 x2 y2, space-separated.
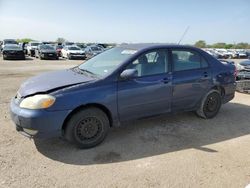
76 117 101 141
206 95 218 112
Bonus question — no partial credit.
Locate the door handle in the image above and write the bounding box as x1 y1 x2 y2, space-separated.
161 78 169 84
203 72 208 77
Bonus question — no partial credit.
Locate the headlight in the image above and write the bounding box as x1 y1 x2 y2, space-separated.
20 94 55 109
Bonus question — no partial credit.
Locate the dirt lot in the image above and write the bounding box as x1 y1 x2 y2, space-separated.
0 57 250 188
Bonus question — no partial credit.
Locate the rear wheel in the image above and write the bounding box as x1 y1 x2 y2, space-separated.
64 107 110 149
196 90 222 119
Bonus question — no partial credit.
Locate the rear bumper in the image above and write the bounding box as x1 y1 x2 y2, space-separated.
222 82 236 104
10 98 71 138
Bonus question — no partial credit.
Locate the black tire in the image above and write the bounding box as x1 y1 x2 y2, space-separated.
64 107 110 149
196 90 222 119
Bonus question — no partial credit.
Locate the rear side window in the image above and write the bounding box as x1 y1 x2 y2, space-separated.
172 50 208 71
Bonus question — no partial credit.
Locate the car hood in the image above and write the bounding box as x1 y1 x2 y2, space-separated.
18 69 95 97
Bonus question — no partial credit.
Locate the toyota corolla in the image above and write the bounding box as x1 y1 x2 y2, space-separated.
10 44 236 148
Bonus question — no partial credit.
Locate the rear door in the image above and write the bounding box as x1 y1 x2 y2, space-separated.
171 49 212 111
117 49 172 121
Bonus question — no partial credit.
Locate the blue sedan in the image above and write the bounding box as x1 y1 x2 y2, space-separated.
10 44 236 148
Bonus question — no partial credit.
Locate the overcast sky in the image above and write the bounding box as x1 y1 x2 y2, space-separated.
0 0 249 44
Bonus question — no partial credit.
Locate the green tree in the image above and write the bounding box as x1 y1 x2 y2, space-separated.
194 40 206 48
56 38 66 44
16 38 33 43
235 43 249 49
224 44 234 49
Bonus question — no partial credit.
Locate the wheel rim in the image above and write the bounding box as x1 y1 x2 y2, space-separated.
205 94 219 112
75 117 102 142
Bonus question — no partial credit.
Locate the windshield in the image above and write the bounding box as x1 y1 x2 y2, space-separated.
40 45 54 50
31 43 40 46
4 45 22 50
78 47 136 77
68 46 80 50
5 40 18 45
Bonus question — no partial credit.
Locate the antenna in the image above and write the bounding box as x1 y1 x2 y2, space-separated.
178 26 190 45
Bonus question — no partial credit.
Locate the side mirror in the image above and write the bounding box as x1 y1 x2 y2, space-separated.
120 69 138 80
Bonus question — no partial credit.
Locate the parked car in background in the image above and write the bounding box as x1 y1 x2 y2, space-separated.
2 44 25 60
61 46 86 59
85 45 103 58
35 44 58 60
204 49 219 59
236 50 247 59
246 51 250 59
10 44 236 148
63 42 75 46
55 45 63 57
1 39 18 52
236 60 250 80
27 41 41 57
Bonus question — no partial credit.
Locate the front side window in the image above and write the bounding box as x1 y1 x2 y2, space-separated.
126 49 168 77
172 50 208 71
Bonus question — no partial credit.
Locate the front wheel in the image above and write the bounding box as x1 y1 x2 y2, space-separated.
196 90 222 119
64 107 110 149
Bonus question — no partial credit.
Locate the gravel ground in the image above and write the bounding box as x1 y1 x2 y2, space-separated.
0 57 250 188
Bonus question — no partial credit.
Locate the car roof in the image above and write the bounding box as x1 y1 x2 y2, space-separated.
3 39 16 41
118 43 199 51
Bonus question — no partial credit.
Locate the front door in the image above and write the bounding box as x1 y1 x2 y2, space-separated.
117 49 172 121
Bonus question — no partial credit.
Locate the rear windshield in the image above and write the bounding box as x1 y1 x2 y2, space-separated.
31 43 40 46
240 61 250 66
91 47 101 51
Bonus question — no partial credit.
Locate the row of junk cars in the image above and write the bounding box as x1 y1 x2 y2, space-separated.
0 39 111 60
1 39 250 81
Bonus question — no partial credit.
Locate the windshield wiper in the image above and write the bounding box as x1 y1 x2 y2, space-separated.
72 67 99 78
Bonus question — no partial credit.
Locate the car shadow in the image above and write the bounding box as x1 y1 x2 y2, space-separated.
24 57 34 61
2 57 34 61
34 102 250 165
